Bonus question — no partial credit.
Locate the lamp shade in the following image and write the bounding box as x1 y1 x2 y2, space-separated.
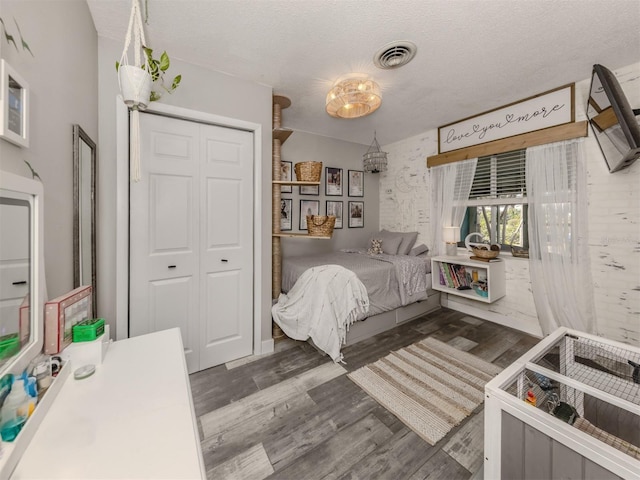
326 75 381 119
363 131 388 173
442 226 460 243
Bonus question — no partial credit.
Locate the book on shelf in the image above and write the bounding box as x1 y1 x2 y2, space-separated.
439 262 472 288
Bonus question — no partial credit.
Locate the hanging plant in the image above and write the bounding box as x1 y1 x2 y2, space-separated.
117 0 153 111
116 0 181 182
116 47 181 106
116 0 181 109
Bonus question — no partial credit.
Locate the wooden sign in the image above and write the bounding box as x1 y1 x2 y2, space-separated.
438 84 574 154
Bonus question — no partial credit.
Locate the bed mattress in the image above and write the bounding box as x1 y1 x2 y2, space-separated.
281 251 431 317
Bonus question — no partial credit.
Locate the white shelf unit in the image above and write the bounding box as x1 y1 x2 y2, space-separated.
431 255 505 304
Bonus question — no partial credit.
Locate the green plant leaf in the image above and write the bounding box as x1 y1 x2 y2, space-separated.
171 75 182 90
115 61 120 71
159 51 170 72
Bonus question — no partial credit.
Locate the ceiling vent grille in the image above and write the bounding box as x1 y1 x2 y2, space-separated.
373 41 417 69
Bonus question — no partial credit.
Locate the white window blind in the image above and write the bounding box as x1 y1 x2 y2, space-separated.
469 149 527 205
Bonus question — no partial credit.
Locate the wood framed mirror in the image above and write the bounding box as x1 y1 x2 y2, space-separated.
73 125 97 318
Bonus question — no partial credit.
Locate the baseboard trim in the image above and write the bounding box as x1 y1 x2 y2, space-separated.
260 338 275 355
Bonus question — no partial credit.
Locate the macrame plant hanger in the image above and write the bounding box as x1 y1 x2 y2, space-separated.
118 0 151 183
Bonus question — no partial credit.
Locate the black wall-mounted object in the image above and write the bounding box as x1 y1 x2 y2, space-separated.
586 64 640 173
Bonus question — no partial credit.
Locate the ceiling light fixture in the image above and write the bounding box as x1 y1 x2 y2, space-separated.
326 74 381 119
363 131 388 174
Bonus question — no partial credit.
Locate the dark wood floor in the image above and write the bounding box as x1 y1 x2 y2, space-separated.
189 308 540 479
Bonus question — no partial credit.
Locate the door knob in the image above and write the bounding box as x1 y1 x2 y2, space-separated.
221 259 228 263
168 265 176 269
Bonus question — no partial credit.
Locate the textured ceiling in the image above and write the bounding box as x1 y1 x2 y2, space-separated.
87 0 640 146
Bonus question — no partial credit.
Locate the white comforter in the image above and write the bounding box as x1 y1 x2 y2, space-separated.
271 264 369 362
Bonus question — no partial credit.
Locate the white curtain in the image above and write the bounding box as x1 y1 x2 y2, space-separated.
429 158 477 256
526 138 596 335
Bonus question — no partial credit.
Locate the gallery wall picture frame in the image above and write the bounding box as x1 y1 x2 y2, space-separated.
348 201 364 228
326 200 343 229
0 59 29 148
280 160 292 193
325 167 343 196
280 198 292 231
299 199 319 230
299 184 319 195
348 170 364 197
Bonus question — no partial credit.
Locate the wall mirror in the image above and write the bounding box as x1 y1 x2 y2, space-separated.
73 125 97 318
0 171 45 377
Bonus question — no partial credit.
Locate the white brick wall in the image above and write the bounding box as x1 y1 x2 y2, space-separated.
380 62 640 345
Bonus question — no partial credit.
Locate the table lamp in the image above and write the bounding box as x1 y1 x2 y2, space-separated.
443 226 460 256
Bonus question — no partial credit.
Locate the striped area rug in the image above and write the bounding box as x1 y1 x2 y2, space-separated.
347 337 503 445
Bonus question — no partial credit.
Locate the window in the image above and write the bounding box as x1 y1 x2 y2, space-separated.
460 149 529 251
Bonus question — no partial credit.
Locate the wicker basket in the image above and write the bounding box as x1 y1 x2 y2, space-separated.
295 161 322 182
471 246 500 259
306 215 335 237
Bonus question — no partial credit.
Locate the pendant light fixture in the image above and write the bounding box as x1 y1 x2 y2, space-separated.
363 131 388 173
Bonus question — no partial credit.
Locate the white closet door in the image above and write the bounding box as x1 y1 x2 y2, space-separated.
199 124 253 370
130 113 254 373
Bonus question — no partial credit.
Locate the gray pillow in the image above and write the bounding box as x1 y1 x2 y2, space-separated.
410 243 429 256
369 231 403 255
382 229 419 255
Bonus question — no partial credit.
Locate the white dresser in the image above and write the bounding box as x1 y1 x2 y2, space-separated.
11 328 205 479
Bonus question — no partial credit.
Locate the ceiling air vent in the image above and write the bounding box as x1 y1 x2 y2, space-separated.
373 41 417 69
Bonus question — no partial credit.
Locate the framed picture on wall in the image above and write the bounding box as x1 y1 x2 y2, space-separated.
326 200 343 229
0 60 29 148
348 201 364 228
348 170 364 197
325 167 343 196
299 184 319 195
280 198 292 231
299 199 319 230
280 161 292 193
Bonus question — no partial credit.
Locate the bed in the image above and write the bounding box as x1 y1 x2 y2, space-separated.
272 232 441 361
280 250 432 316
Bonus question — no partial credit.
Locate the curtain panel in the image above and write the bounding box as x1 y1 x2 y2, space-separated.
526 138 596 335
429 159 477 256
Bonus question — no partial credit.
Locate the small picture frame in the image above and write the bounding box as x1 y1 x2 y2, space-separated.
348 170 364 197
280 198 292 231
300 200 320 230
348 201 364 228
0 60 29 148
325 167 343 196
299 184 319 195
326 200 343 229
280 161 292 193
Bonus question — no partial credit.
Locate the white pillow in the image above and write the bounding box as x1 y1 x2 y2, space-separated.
410 243 429 256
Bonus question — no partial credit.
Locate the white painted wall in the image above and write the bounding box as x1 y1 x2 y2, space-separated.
0 0 98 301
279 131 379 258
379 62 640 345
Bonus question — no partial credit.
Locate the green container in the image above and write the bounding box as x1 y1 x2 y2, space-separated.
72 318 105 342
0 334 20 360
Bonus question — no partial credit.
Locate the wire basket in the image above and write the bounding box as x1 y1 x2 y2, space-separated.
294 162 322 182
306 215 335 237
